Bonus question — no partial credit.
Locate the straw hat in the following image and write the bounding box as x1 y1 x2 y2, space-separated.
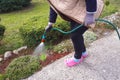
48 0 104 28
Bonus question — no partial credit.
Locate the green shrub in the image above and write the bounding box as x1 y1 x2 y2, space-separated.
0 0 31 12
0 24 5 41
84 31 97 43
53 39 73 53
5 55 40 80
19 16 70 47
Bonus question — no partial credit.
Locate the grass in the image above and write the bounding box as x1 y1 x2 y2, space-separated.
0 0 49 54
0 0 120 54
100 0 119 18
110 0 120 10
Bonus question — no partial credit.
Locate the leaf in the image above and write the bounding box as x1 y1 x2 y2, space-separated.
39 54 47 61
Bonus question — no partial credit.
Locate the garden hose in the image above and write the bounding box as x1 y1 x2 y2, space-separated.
42 18 120 41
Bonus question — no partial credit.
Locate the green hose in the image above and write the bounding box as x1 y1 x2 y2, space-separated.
42 18 120 40
52 24 84 34
51 18 120 40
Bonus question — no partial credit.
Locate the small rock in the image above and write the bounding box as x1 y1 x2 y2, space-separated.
0 58 3 62
13 46 27 55
13 50 19 54
4 51 12 60
17 46 27 51
103 32 110 36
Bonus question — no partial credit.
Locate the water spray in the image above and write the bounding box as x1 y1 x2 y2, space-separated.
33 32 46 56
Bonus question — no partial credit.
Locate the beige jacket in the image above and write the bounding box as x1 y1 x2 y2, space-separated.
47 0 104 28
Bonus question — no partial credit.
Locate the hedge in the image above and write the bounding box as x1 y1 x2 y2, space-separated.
19 16 70 47
0 0 31 12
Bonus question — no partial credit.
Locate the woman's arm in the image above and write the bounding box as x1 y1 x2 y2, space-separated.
45 7 58 32
49 7 58 23
85 0 97 13
84 0 97 26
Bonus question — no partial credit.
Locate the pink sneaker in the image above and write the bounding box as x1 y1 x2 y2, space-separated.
65 57 83 67
82 52 88 58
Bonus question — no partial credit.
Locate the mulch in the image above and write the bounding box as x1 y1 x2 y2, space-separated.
0 49 70 74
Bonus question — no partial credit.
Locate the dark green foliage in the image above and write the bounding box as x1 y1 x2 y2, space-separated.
5 55 40 80
0 24 5 41
0 0 31 12
19 16 70 47
0 24 5 36
105 0 110 6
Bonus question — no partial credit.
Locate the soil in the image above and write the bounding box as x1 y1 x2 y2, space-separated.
40 52 70 67
0 27 113 74
0 49 70 74
0 49 33 74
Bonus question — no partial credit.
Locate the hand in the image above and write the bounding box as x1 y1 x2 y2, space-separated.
84 13 95 26
45 22 53 32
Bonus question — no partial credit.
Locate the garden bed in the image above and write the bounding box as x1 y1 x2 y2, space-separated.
0 49 70 74
0 27 113 75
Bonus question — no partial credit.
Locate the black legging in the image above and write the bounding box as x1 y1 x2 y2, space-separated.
70 21 88 59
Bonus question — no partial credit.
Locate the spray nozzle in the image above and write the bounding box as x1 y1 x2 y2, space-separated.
41 34 45 42
41 39 45 42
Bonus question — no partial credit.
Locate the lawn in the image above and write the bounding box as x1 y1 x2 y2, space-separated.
0 0 49 54
0 0 120 54
110 0 120 8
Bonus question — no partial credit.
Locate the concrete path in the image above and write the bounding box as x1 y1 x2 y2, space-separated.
23 30 120 80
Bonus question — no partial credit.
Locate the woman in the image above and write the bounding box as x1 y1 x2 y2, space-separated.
45 0 97 67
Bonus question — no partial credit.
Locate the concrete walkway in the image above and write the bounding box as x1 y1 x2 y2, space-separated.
23 30 120 80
